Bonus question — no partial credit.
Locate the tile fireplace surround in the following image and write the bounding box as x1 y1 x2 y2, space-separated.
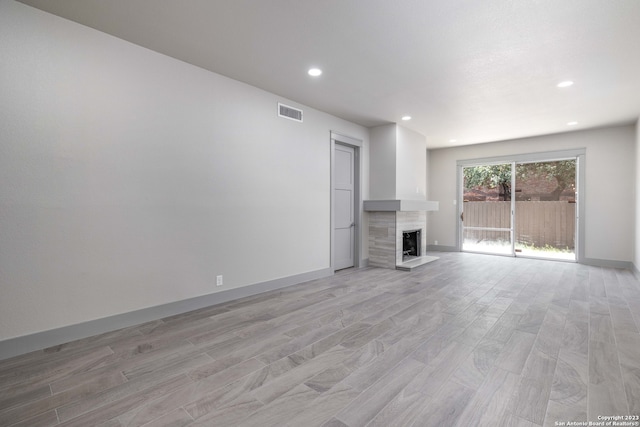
365 199 439 270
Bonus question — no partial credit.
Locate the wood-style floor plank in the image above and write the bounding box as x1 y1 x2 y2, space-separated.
409 380 475 427
588 339 628 419
1 252 639 426
454 366 521 426
334 358 425 427
494 330 537 374
550 349 588 408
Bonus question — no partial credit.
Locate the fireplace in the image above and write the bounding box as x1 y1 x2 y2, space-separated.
403 229 421 260
366 210 438 270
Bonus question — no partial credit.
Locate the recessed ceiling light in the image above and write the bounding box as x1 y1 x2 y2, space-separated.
308 68 322 77
401 116 412 121
557 81 574 88
449 139 457 143
567 121 578 126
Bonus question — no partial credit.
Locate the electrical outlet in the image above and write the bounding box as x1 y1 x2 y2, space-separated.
216 275 223 286
435 240 438 245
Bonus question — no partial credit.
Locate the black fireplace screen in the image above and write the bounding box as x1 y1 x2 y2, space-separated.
403 229 421 258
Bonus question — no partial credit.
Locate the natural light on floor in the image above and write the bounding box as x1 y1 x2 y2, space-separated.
463 239 576 260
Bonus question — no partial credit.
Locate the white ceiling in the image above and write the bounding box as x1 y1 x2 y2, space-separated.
18 0 640 148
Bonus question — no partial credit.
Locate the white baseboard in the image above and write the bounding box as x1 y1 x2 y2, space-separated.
580 258 634 270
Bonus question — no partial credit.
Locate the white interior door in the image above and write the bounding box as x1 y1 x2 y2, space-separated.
334 144 355 270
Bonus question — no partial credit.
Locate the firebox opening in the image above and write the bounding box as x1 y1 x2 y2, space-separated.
403 229 421 260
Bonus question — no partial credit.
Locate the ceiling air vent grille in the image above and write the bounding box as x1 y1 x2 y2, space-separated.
278 103 303 122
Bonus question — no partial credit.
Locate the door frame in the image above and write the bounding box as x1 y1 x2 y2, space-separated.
330 131 363 272
456 148 585 262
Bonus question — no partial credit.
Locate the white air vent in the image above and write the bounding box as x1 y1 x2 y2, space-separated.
278 103 303 122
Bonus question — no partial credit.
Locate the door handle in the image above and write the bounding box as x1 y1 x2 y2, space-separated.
350 222 355 227
460 212 464 222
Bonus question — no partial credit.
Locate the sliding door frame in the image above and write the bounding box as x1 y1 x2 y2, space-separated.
456 148 586 262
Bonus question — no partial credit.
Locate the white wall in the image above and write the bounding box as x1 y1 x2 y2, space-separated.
369 123 427 201
396 126 427 201
428 125 636 263
0 1 369 341
369 124 397 200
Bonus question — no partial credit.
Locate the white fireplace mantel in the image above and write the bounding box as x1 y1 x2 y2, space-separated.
363 199 439 212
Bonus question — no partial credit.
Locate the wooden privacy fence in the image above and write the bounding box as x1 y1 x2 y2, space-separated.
463 201 576 249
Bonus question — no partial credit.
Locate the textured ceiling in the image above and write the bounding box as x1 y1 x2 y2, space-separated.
17 0 640 148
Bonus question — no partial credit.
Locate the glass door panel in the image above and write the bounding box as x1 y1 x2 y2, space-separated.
514 160 576 260
462 164 514 255
462 229 513 255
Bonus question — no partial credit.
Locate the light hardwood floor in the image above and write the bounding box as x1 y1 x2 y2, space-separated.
1 252 640 426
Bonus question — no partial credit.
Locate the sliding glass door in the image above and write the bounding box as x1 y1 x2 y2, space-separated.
460 157 578 261
514 160 576 260
461 163 514 255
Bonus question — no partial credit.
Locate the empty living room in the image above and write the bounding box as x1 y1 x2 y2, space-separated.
1 1 640 426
